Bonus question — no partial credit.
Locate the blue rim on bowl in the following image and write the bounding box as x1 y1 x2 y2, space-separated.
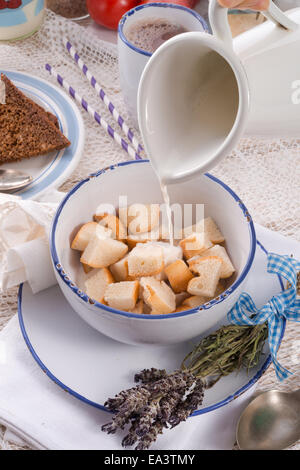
118 2 210 58
18 240 285 416
50 159 257 320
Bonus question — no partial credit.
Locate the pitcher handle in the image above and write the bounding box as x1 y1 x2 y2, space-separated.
264 1 298 30
209 0 298 49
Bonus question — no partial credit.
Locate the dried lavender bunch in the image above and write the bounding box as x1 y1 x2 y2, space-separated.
128 399 161 440
102 386 151 433
168 378 204 428
135 420 164 450
134 368 168 384
121 419 140 447
147 370 196 394
102 369 203 450
158 388 186 423
102 323 268 449
104 385 150 412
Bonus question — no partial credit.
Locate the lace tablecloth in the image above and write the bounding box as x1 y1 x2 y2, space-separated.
0 10 299 451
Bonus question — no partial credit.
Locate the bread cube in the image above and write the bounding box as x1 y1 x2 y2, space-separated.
201 245 235 279
84 268 114 303
175 291 190 307
182 295 208 309
82 263 93 274
140 277 176 314
71 222 111 251
189 245 234 279
119 203 160 234
127 228 160 250
179 232 213 260
165 259 194 293
128 244 164 277
135 241 182 281
131 299 144 314
200 217 225 244
80 237 128 268
143 302 152 314
93 213 127 241
187 256 222 297
104 280 139 311
183 217 225 244
152 271 167 281
126 225 172 249
109 255 131 282
174 305 191 313
144 241 182 266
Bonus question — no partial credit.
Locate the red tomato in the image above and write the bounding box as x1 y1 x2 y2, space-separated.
139 0 198 8
86 0 140 30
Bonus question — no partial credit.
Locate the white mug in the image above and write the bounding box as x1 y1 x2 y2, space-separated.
117 2 209 125
0 0 45 41
137 0 300 185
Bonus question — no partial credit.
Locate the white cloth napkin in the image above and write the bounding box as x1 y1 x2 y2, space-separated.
0 192 64 294
0 223 299 450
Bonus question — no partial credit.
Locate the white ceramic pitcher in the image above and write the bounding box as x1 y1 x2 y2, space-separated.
137 0 300 185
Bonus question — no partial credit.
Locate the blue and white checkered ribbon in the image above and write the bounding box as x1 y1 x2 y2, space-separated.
228 253 300 381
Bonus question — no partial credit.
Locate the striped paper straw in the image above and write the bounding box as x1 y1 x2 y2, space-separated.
45 64 142 161
63 37 143 156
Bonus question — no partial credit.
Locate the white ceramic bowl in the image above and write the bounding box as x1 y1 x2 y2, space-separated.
50 160 256 345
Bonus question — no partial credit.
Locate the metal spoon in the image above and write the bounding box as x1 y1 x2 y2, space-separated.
237 389 300 450
0 168 32 191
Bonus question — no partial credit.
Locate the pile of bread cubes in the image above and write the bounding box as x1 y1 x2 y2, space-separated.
71 204 235 315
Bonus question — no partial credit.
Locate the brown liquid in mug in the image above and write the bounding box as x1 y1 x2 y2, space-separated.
125 18 188 54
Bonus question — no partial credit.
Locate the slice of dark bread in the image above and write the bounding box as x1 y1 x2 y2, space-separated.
0 74 70 164
45 111 59 128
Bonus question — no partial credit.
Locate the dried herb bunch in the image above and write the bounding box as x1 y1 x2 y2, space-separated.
102 323 268 449
102 369 204 450
182 323 268 386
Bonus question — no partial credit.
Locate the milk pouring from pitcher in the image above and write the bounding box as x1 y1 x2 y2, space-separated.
137 0 300 186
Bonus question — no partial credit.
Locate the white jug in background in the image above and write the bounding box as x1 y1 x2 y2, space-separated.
137 0 300 185
274 1 300 10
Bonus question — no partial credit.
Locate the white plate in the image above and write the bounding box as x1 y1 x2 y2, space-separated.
1 70 84 200
18 241 284 414
17 240 284 449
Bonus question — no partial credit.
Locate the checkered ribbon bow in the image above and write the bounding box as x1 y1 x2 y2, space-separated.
228 253 300 381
